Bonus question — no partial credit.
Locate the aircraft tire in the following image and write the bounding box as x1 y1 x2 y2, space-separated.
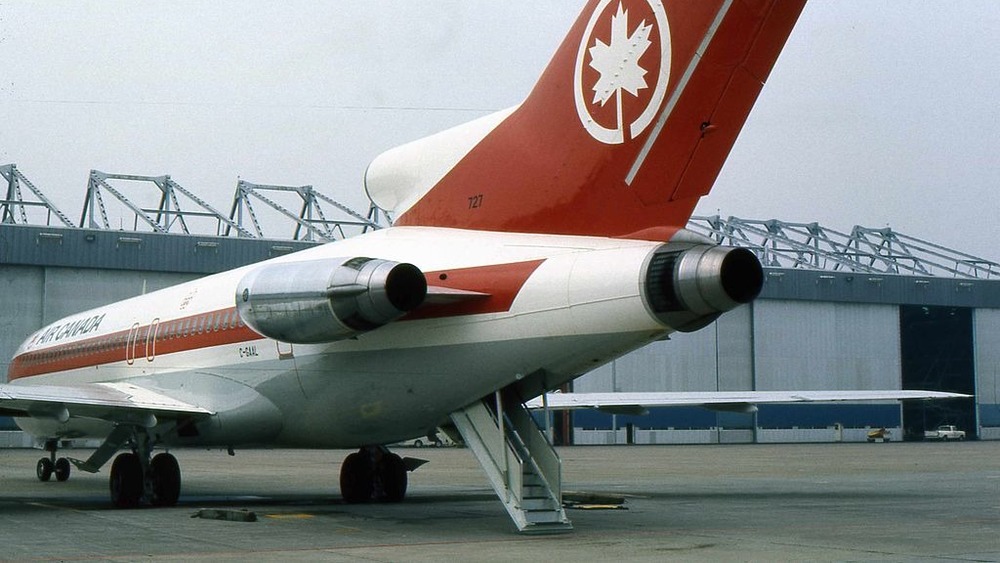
340 451 374 504
54 457 71 482
110 453 143 508
36 458 53 482
150 453 181 507
377 452 407 503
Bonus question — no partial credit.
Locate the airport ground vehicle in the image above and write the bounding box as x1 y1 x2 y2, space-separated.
924 425 966 441
866 428 891 442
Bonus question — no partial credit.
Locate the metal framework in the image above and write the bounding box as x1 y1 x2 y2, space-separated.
688 216 1000 280
226 180 379 242
0 164 74 228
80 170 253 237
77 171 378 240
3 165 996 279
366 203 393 230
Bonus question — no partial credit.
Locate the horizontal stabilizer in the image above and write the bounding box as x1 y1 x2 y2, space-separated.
424 285 491 305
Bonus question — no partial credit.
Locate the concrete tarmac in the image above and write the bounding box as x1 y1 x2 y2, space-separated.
1 442 998 561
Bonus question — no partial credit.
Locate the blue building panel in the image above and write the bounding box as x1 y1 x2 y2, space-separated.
756 404 900 429
573 407 718 430
571 404 900 431
978 404 1000 427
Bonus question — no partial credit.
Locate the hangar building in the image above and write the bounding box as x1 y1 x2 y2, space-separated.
572 217 1000 444
3 165 999 446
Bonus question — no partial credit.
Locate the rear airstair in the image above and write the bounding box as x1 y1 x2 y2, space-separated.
450 391 572 534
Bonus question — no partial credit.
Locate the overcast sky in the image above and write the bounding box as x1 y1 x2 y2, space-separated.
1 1 998 259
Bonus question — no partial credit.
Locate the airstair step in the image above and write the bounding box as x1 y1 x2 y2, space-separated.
524 509 569 524
522 484 547 497
520 521 574 535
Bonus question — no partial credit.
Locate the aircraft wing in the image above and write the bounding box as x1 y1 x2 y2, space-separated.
0 381 214 426
526 391 970 415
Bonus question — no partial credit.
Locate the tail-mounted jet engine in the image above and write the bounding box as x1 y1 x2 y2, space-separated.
645 245 764 332
236 257 427 343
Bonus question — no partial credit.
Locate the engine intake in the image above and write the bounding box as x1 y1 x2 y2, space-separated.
236 257 427 343
645 245 763 332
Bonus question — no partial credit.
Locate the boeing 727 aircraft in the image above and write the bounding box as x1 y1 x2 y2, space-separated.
1 0 965 533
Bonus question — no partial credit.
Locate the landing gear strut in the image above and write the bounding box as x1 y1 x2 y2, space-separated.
339 447 408 503
45 426 183 508
35 440 72 483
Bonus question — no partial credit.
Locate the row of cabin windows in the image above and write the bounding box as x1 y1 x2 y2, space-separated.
21 309 246 366
156 309 244 341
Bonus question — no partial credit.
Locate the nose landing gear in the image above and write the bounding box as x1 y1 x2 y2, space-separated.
35 440 72 483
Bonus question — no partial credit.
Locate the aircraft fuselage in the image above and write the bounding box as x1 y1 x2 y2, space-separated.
11 227 674 447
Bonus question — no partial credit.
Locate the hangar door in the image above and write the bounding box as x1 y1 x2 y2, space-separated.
900 306 976 439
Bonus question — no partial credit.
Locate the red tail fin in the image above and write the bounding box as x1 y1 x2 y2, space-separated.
366 0 806 240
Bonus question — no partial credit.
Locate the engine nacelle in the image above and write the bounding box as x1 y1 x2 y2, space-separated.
644 245 763 332
235 257 427 344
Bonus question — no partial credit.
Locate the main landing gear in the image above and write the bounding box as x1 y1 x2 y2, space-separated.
108 432 181 508
109 450 181 508
339 446 408 504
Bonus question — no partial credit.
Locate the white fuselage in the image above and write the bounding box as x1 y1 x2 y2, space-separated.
11 227 671 448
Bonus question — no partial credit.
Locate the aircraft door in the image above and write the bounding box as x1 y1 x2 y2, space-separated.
146 318 160 361
126 323 141 365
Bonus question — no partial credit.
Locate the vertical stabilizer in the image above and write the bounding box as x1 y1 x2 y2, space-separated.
366 0 806 240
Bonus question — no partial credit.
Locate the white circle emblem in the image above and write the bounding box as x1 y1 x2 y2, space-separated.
574 0 671 145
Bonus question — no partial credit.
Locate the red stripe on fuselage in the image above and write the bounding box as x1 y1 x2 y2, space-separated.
8 308 264 381
406 259 545 320
10 260 545 379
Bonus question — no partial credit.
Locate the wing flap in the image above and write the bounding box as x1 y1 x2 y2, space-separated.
0 381 213 425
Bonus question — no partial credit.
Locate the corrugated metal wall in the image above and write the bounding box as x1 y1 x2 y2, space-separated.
0 266 44 378
574 305 753 393
975 309 1000 438
577 301 901 395
753 301 901 391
